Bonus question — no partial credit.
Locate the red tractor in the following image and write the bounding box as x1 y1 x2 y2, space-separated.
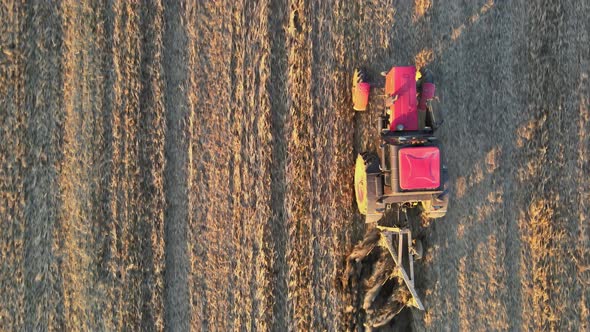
344 66 449 328
353 66 449 224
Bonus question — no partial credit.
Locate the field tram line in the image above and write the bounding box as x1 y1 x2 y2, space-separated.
518 1 574 330
21 1 68 330
135 1 167 330
162 0 192 331
267 0 290 329
0 0 26 329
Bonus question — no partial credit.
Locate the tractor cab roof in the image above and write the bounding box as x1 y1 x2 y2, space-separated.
398 146 441 190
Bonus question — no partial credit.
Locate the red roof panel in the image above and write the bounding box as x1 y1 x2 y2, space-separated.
398 146 440 190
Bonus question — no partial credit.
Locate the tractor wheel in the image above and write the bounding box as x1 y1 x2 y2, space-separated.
353 68 367 84
355 152 380 215
420 194 448 219
421 168 449 219
352 68 370 111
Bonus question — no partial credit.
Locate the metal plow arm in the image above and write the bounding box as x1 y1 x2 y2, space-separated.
377 226 424 310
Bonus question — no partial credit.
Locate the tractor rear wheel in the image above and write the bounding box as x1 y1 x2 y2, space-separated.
420 193 448 219
421 168 449 219
355 152 380 215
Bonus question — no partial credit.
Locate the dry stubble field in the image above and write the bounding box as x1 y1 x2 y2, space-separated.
0 0 589 331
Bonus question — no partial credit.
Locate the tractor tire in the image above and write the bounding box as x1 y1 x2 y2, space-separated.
353 68 370 111
421 167 449 219
420 194 448 219
355 152 381 220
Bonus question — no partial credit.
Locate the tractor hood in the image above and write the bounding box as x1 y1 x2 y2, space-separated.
385 66 418 131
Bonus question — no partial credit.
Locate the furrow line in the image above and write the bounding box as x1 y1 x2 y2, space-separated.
22 2 66 330
137 1 166 330
267 0 290 329
0 1 26 329
162 1 191 330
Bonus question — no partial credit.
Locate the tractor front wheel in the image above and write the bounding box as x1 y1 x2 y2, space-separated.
352 68 370 111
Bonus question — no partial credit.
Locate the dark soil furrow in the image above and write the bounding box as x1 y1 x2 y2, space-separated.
22 2 65 330
162 1 191 330
137 2 166 330
495 2 527 331
519 1 566 330
0 1 25 329
574 4 590 322
268 0 290 329
534 0 590 329
81 2 114 328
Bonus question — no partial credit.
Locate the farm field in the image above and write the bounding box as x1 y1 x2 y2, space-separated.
0 0 588 331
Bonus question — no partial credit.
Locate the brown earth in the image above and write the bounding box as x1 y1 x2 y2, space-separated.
0 0 589 331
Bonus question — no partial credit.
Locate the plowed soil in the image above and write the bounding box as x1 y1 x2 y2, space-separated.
0 0 588 331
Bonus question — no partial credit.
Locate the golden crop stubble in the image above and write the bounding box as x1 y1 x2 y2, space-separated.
58 1 96 329
285 0 314 330
228 0 275 329
108 2 154 329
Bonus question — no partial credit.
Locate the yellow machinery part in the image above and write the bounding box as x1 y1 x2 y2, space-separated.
355 154 368 215
415 69 422 81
